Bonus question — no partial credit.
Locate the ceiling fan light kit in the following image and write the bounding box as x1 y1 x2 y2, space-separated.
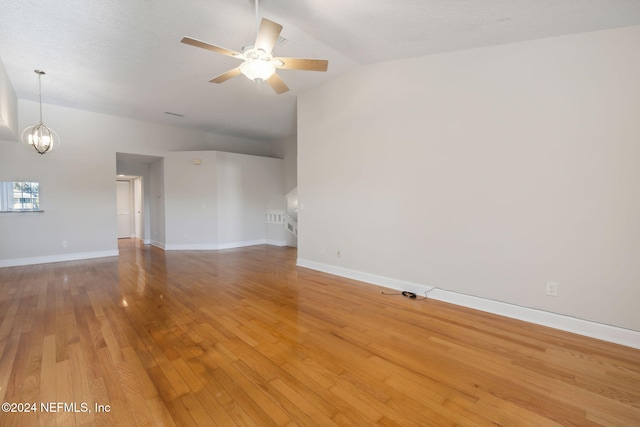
239 48 277 82
181 1 328 94
21 70 60 154
240 61 275 82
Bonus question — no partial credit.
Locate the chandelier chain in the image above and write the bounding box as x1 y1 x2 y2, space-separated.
38 71 44 124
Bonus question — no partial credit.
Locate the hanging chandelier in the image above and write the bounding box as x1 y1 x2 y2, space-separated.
21 70 60 154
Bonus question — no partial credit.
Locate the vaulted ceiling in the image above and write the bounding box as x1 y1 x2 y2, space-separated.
1 0 639 141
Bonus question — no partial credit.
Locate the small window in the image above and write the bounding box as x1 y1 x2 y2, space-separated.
0 181 41 211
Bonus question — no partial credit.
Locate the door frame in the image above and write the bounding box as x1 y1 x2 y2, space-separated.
116 176 144 240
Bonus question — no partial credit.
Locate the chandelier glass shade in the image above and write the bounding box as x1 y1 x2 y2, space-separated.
21 70 59 154
240 59 276 82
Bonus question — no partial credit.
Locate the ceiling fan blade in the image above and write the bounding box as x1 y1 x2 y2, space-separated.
209 67 242 83
181 36 242 58
273 57 328 72
266 73 289 94
254 18 282 54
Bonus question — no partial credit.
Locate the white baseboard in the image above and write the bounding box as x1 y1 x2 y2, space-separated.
164 243 220 251
163 239 286 251
0 241 284 265
296 258 640 350
150 240 165 249
217 239 267 250
0 250 119 268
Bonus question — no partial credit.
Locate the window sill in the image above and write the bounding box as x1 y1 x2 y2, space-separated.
0 210 45 216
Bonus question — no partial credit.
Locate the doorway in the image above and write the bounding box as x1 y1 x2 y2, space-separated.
116 177 143 240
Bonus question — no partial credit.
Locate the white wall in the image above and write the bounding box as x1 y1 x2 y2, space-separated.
149 158 165 247
0 100 278 265
216 152 285 247
271 134 298 194
164 152 219 249
0 138 117 264
0 58 18 141
298 26 640 332
162 151 284 250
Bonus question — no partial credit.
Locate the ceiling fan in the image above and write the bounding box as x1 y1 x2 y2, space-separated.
181 1 328 94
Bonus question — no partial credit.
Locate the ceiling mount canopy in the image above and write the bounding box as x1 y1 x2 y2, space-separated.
21 70 60 154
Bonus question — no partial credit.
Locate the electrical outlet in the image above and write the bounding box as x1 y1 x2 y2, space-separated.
62 240 68 248
336 249 341 258
546 281 558 297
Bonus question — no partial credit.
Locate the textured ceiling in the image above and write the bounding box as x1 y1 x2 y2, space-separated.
1 0 639 142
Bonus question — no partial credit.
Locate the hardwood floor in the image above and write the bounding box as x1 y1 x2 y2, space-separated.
0 239 639 426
